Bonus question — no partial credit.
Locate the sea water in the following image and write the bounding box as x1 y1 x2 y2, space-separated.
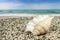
0 9 60 14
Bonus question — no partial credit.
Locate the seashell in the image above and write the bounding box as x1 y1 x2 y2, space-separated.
25 15 54 35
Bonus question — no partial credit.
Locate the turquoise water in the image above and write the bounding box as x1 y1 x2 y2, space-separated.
0 9 60 14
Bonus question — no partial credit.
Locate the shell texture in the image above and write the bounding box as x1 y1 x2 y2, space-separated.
25 15 54 35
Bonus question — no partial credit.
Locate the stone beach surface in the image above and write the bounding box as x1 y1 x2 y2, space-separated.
0 16 60 40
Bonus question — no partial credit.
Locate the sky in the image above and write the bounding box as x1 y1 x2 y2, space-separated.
0 0 60 9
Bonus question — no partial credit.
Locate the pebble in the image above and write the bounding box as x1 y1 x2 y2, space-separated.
0 17 60 40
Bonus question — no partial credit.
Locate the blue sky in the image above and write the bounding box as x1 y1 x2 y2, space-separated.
0 0 60 9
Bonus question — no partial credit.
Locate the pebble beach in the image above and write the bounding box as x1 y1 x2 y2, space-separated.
0 16 60 40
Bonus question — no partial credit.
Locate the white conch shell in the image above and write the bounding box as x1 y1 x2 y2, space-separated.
25 15 54 35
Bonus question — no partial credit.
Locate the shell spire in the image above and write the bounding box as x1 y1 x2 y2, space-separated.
25 15 54 35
